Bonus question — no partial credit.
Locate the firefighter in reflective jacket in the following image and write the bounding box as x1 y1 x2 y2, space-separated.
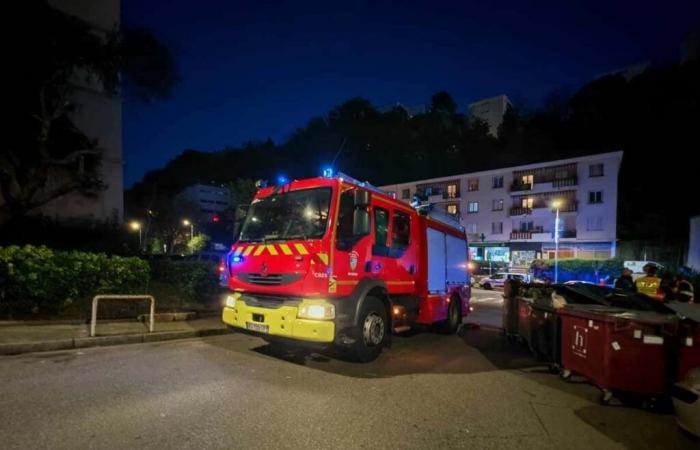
635 263 664 301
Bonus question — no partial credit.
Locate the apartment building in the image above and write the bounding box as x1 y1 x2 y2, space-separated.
468 95 512 136
174 184 231 220
380 151 623 267
38 0 124 224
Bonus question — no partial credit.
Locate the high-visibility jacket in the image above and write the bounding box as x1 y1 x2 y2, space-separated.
635 275 663 301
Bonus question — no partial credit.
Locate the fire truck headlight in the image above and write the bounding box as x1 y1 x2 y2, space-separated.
298 301 335 320
225 293 241 308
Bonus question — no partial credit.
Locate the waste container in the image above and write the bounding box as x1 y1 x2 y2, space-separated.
559 304 678 403
677 321 700 382
517 296 534 351
530 302 561 365
502 279 521 338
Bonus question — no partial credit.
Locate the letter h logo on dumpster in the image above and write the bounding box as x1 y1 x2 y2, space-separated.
572 325 588 358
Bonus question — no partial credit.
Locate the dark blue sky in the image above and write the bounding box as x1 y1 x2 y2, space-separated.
122 0 700 187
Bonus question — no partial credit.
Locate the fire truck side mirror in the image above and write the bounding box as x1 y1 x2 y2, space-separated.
353 190 371 207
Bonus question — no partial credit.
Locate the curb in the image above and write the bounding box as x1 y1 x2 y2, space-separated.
0 328 233 356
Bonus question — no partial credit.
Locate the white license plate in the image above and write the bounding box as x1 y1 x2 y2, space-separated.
246 322 269 333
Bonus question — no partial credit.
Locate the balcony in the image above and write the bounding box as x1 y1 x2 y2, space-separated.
510 228 577 240
509 206 532 216
552 177 578 188
510 182 532 192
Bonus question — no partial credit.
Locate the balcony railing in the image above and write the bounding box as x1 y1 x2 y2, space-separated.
510 231 532 240
510 228 576 240
509 206 532 216
510 182 532 192
552 177 578 188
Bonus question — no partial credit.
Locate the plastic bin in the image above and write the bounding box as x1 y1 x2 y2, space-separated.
530 302 561 364
677 321 700 382
517 297 534 351
559 305 678 401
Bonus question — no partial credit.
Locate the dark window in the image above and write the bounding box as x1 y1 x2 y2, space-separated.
392 211 410 249
373 207 389 256
492 176 504 189
589 191 603 204
401 189 410 199
589 164 604 177
336 191 355 244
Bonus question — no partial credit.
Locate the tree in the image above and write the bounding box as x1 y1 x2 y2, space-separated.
1 1 179 226
430 91 457 115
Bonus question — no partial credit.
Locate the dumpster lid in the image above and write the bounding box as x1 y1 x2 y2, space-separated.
560 304 678 324
666 302 700 324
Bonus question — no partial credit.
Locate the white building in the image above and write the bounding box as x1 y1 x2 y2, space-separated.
468 95 512 136
39 0 123 224
688 215 700 271
174 184 230 220
380 151 623 267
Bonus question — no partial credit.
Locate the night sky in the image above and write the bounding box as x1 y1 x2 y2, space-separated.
122 0 700 187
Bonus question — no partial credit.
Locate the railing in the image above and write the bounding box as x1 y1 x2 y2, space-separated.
510 182 532 192
552 177 578 188
91 295 155 337
510 231 532 240
509 206 532 216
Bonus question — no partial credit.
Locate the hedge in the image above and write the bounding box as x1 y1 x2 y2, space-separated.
0 245 149 316
530 259 624 284
149 259 220 305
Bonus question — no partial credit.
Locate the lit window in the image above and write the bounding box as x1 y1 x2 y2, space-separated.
521 197 534 208
468 202 479 213
447 204 459 215
522 175 533 185
447 184 458 198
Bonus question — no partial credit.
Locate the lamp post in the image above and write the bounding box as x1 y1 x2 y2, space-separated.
183 219 194 240
129 221 142 250
551 200 562 284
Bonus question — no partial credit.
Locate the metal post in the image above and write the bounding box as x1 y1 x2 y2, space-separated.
554 206 560 284
190 223 194 239
138 228 142 250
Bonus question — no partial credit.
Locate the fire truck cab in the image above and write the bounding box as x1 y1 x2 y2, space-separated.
222 172 470 361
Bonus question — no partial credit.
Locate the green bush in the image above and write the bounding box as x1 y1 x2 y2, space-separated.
149 259 220 305
531 258 624 284
0 245 149 316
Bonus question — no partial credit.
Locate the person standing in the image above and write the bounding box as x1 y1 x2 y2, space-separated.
635 263 664 301
674 267 695 303
615 268 637 292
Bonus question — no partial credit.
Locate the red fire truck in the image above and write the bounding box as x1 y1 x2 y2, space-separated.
222 171 471 361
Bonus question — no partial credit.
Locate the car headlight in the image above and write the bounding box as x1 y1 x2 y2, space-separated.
298 300 335 320
224 293 241 308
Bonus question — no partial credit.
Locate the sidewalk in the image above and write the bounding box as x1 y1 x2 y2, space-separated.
0 316 231 355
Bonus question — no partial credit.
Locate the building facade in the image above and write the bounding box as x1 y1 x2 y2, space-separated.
380 151 623 268
38 0 123 224
467 95 512 136
174 184 231 220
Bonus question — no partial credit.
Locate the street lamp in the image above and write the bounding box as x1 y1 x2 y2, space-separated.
129 220 142 249
183 219 194 240
550 200 562 284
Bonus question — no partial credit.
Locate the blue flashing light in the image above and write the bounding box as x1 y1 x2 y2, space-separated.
255 179 268 188
277 175 288 185
322 167 334 178
231 255 244 264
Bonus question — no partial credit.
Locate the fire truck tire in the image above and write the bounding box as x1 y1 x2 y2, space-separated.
436 295 462 334
351 296 388 362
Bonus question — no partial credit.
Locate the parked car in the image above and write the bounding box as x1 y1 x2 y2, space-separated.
480 272 529 290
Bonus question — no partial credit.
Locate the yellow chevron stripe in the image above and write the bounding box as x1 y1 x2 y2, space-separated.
266 245 278 256
316 252 329 265
233 247 244 256
254 245 265 256
294 243 309 255
243 245 255 256
279 244 293 255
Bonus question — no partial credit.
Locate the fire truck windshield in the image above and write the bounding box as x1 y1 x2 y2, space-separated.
238 187 332 243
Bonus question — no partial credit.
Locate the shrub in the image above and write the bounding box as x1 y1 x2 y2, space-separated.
0 245 149 316
530 258 624 284
149 259 220 305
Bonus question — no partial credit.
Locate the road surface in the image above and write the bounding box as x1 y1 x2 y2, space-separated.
0 323 694 449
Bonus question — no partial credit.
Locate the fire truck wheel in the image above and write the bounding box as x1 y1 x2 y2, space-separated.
436 295 462 334
351 296 388 362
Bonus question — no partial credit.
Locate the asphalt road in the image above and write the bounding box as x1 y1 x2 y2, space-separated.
1 321 696 450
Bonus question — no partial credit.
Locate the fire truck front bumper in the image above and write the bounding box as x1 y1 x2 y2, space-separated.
222 293 336 343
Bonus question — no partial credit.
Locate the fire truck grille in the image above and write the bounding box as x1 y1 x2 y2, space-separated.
242 294 301 309
237 272 302 286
